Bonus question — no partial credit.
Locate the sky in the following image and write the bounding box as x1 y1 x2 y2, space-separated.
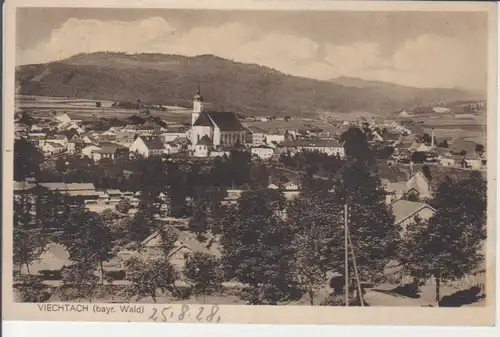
16 8 490 92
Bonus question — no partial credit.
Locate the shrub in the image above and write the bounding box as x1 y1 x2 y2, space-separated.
172 286 192 300
17 275 51 303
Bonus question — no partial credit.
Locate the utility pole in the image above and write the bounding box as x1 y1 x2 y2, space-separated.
344 202 349 306
348 229 364 307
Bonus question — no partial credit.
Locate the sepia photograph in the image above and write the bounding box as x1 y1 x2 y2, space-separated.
2 0 497 326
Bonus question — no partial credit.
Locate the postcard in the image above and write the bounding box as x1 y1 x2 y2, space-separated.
2 0 497 326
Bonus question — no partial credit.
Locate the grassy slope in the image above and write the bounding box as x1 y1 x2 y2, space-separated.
16 52 483 117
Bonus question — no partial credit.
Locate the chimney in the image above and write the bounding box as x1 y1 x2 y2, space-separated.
431 128 435 147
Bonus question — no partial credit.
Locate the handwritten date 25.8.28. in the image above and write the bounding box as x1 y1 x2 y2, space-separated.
149 304 221 323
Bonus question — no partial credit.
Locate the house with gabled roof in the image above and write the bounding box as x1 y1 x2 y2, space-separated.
390 199 436 234
55 112 72 124
129 136 168 158
405 171 432 200
140 225 221 273
245 125 267 145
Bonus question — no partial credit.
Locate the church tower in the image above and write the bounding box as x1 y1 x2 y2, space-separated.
192 81 204 126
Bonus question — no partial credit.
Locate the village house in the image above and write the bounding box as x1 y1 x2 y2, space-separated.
160 129 188 143
91 145 129 162
251 145 275 160
282 182 301 201
383 181 408 204
136 117 168 136
107 190 123 204
464 156 484 170
27 132 47 147
14 181 100 205
405 171 432 200
280 139 345 158
45 134 69 148
163 141 181 155
265 132 286 145
62 129 81 141
55 112 72 124
15 123 29 136
391 199 436 234
138 225 221 273
245 125 267 146
113 129 137 148
30 124 44 132
67 139 86 155
222 189 244 205
129 136 169 158
41 142 66 157
81 145 102 158
439 154 465 168
98 130 117 142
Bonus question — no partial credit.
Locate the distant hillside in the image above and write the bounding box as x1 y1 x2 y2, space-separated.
15 52 484 117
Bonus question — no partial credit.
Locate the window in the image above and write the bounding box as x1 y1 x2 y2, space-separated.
183 252 189 260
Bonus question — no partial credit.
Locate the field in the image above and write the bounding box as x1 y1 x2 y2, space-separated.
16 95 487 145
16 95 191 123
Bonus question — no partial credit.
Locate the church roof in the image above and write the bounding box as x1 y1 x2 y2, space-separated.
193 112 213 127
193 111 245 131
197 135 213 146
207 111 245 131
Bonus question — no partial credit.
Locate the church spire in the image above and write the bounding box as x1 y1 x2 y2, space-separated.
192 79 204 124
194 80 203 101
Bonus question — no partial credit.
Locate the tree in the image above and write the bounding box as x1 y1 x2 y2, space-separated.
188 195 210 238
124 257 177 303
126 210 157 251
292 228 330 305
287 180 343 304
438 140 449 148
13 188 66 274
422 133 432 144
184 252 223 303
57 206 115 284
14 139 44 181
250 164 270 188
116 199 132 214
60 262 99 301
399 173 487 305
219 189 299 304
411 151 427 163
18 112 36 126
336 160 400 283
422 165 432 182
13 194 46 274
55 157 67 173
340 127 374 164
475 144 485 156
157 225 178 257
17 275 51 302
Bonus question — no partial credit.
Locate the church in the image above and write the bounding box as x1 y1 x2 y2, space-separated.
188 83 246 147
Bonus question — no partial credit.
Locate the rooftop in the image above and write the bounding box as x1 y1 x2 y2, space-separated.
197 135 213 146
142 137 166 150
280 139 343 148
391 199 435 225
194 111 245 131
